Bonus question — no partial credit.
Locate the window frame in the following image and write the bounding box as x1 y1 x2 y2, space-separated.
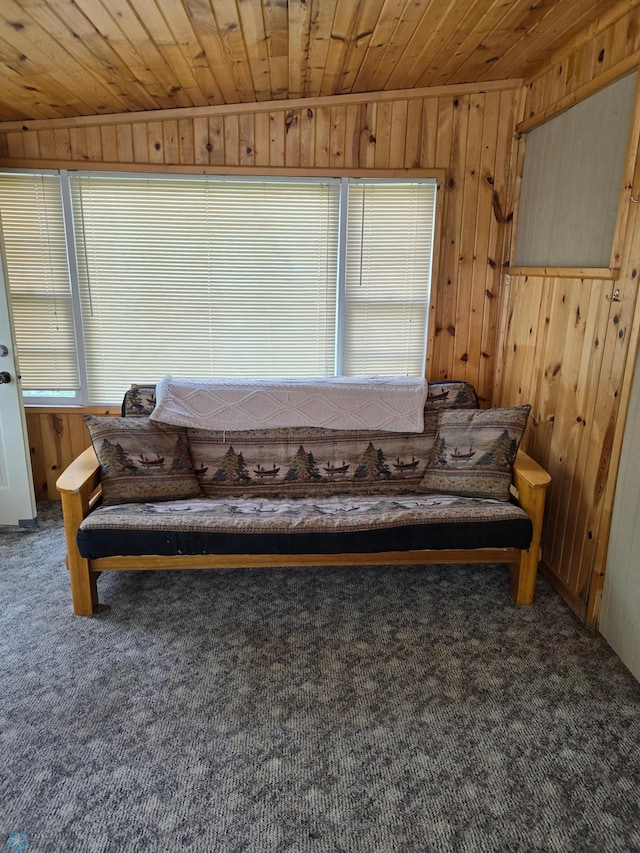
511 72 637 273
1 167 444 407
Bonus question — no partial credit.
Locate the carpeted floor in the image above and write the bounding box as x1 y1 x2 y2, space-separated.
1 503 640 853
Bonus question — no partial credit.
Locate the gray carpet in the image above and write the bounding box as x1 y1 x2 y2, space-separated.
1 504 640 853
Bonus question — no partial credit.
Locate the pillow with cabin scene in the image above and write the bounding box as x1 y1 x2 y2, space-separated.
419 405 531 501
83 415 202 506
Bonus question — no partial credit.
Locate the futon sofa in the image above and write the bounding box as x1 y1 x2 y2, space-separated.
57 379 550 616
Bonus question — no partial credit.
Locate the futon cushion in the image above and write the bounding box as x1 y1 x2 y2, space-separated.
115 379 485 501
83 415 202 506
419 406 531 501
76 493 533 559
120 380 480 418
425 380 479 410
120 385 157 417
187 417 440 499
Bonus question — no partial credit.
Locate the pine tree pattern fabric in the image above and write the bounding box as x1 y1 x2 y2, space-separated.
187 421 439 499
419 406 531 501
83 416 202 505
115 380 485 500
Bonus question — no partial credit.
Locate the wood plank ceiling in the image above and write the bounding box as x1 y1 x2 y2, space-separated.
0 0 627 123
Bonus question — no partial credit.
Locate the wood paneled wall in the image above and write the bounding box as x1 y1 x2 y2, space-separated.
0 82 521 500
495 7 640 624
521 2 640 131
497 270 637 621
25 407 119 502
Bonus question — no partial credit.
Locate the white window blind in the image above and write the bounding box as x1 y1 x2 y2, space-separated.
0 173 79 391
0 170 437 405
344 181 435 376
70 175 340 402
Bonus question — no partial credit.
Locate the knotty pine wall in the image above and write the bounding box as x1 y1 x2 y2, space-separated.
495 2 640 624
24 406 120 504
0 82 521 501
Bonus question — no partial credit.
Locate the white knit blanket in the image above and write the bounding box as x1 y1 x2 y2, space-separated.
149 376 429 433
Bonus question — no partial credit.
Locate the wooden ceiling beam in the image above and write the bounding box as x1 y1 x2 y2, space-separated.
0 79 523 133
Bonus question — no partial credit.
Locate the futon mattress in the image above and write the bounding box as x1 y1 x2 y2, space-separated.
77 493 533 559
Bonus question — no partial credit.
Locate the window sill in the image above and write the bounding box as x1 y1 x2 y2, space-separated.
24 404 120 415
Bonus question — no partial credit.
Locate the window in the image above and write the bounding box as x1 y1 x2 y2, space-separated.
0 173 79 395
344 181 435 375
0 170 437 405
514 72 636 268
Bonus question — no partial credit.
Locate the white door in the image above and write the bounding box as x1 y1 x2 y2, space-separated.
0 228 37 527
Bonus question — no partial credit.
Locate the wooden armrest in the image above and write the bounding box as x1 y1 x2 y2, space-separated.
508 451 551 605
56 446 101 496
512 449 552 491
56 446 102 616
511 449 550 524
56 445 102 533
511 449 550 595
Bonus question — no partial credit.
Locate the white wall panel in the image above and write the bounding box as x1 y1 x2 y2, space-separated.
601 343 640 682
